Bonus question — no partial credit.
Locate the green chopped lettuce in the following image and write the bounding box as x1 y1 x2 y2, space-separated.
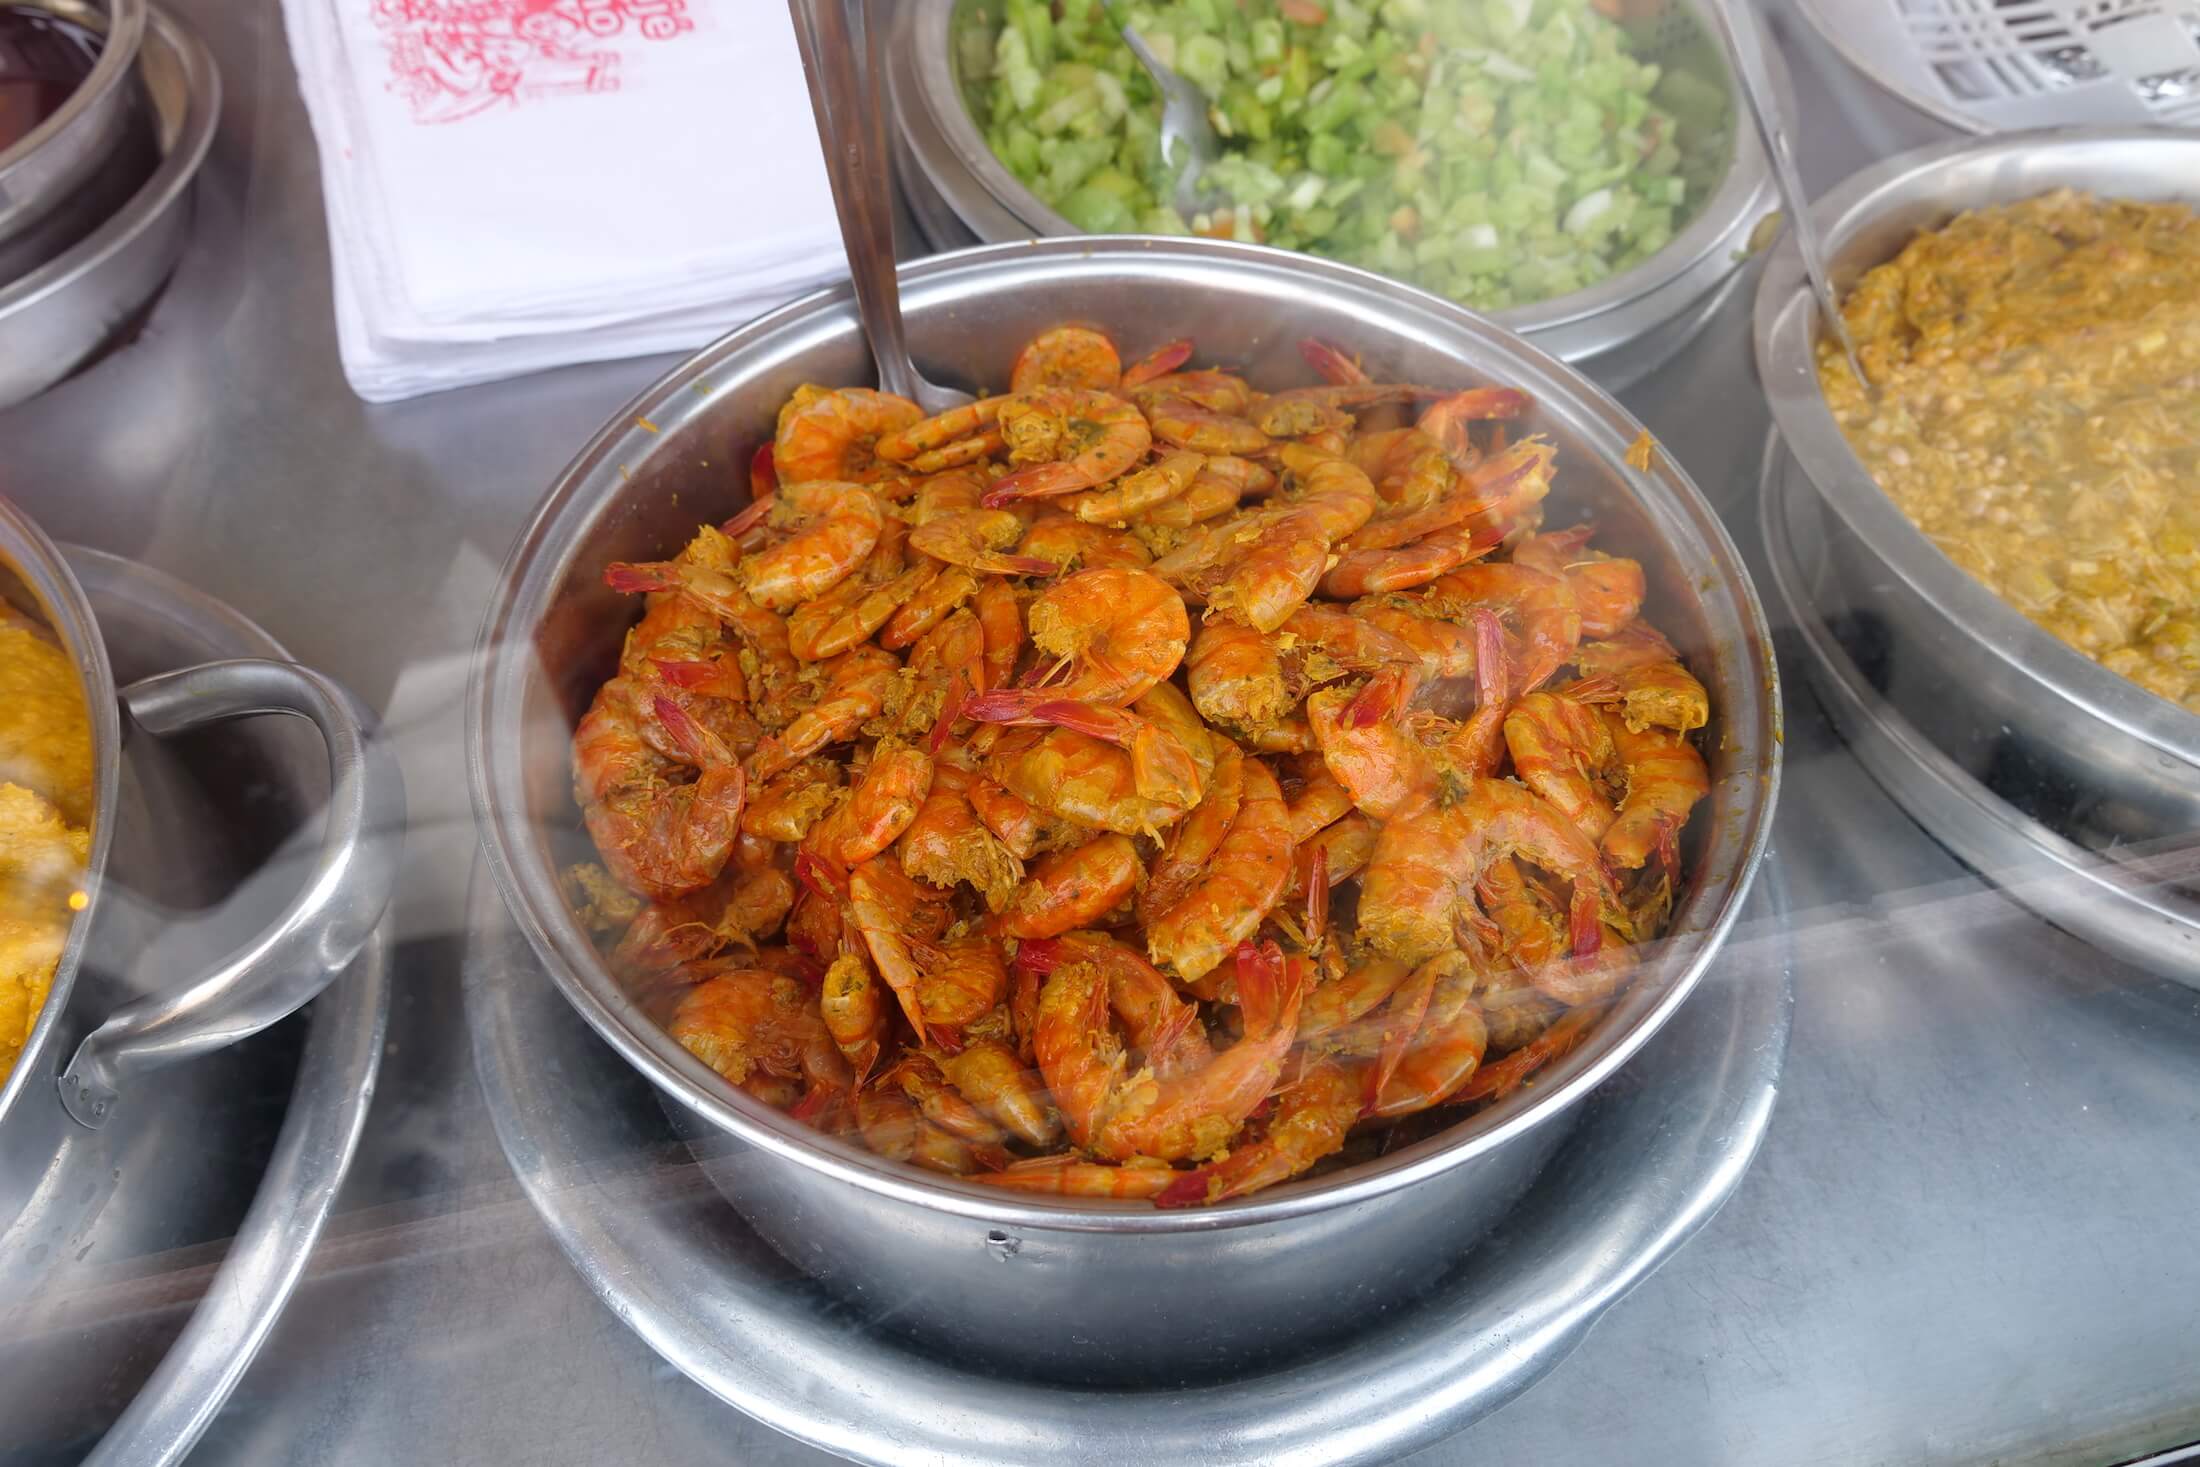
966 0 1724 311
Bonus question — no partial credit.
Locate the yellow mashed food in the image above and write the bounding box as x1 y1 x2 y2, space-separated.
1818 189 2200 714
0 608 92 1084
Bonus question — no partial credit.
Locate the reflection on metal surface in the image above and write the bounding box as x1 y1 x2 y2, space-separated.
465 862 1793 1467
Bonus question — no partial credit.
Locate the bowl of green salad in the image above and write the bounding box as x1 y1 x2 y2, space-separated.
888 0 1775 388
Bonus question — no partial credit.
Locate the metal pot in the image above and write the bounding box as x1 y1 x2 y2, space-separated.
469 237 1780 1382
885 0 1778 389
0 497 404 1235
1753 128 2200 915
0 0 156 282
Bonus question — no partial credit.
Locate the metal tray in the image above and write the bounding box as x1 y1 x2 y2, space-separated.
1759 430 2200 987
0 547 389 1466
466 859 1792 1467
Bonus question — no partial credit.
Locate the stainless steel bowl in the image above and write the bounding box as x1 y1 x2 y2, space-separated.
469 236 1780 1381
0 2 216 410
0 496 403 1232
887 0 1777 388
0 0 152 281
1753 128 2200 926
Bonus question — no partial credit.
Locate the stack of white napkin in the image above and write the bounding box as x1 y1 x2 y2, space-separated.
280 0 847 402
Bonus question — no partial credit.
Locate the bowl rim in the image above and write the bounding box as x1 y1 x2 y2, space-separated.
0 0 147 187
1751 122 2200 772
895 0 1773 335
467 234 1783 1233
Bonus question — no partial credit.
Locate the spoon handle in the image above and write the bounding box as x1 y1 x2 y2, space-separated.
1706 0 1871 389
786 0 920 400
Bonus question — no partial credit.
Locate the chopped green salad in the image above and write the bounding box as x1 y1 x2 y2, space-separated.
963 0 1726 310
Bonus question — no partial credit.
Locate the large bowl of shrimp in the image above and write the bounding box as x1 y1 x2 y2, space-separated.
468 235 1780 1382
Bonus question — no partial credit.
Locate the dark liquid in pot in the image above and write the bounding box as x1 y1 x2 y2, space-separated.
0 9 102 154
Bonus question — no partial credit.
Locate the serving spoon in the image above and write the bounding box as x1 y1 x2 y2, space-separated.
786 0 974 413
1099 0 1222 220
1703 0 1871 390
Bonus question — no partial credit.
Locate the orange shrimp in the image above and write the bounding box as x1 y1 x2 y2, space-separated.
747 645 899 780
847 859 999 1041
1358 776 1618 966
1141 394 1272 455
911 1122 1009 1176
1306 678 1437 821
1119 337 1195 390
1416 385 1529 466
1252 383 1432 438
888 1051 1011 1147
1348 595 1484 682
1058 450 1205 525
736 481 888 610
1009 325 1122 393
1453 1003 1603 1105
1348 427 1454 506
997 832 1143 939
785 561 930 662
972 1155 1178 1199
1319 520 1502 598
773 386 923 484
1138 740 1245 927
898 783 1024 911
1503 689 1621 841
1021 933 1214 1077
1155 1057 1359 1206
853 1083 923 1161
875 565 981 652
1131 369 1254 415
1283 756 1354 842
1186 618 1289 731
875 397 1010 474
574 690 747 900
909 468 988 523
1203 446 1378 631
988 725 1191 838
1366 953 1489 1118
1480 858 1638 1006
973 566 1189 713
1602 717 1709 872
1511 525 1645 640
1017 513 1154 572
1144 757 1292 981
1562 659 1710 734
985 388 1153 501
801 739 933 867
1298 954 1413 1046
967 697 1204 809
964 772 1052 860
1422 561 1582 696
1341 437 1556 553
667 964 851 1107
1143 455 1273 531
973 577 1025 690
819 950 890 1086
1284 810 1378 906
1298 337 1372 385
905 509 1058 578
939 1038 1061 1148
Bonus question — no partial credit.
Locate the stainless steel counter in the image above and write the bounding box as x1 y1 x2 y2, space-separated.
5 3 2197 1464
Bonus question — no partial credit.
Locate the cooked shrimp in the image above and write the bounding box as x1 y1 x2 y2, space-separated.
976 567 1189 713
574 690 747 900
1342 437 1556 552
1059 450 1205 525
989 725 1190 838
1504 689 1621 841
1010 325 1121 393
1366 954 1489 1118
1422 562 1582 696
964 772 1052 860
875 397 1010 474
1144 757 1292 981
972 577 1025 691
1603 718 1710 872
1481 857 1638 1005
747 646 898 780
1306 679 1436 822
1022 933 1214 1077
1201 447 1378 631
972 1155 1178 1198
1253 383 1431 438
997 832 1143 939
906 509 1058 578
1119 337 1194 390
819 950 889 1085
848 859 1000 1040
1511 525 1645 639
1141 394 1271 455
1348 595 1483 682
854 1084 923 1161
786 561 932 662
1130 368 1254 415
737 481 888 611
899 784 1024 910
1416 385 1528 466
773 386 923 484
877 566 981 652
802 739 932 867
889 1051 1011 1147
1453 1002 1603 1104
985 388 1153 501
1320 520 1501 598
937 1038 1060 1148
911 1122 1009 1176
1349 428 1454 506
1283 759 1354 842
967 697 1203 809
1138 741 1244 928
668 964 851 1105
1156 1057 1359 1206
1018 514 1153 572
1562 658 1710 734
1358 776 1617 965
1186 619 1289 731
1298 337 1372 385
1284 810 1378 905
1144 456 1273 531
1299 953 1413 1045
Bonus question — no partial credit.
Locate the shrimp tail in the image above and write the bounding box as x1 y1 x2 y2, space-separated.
794 849 848 900
1153 1166 1216 1209
749 443 779 499
603 561 679 595
1013 936 1064 973
984 462 1084 505
1298 338 1371 386
652 695 736 767
722 494 775 539
1121 338 1195 390
1304 845 1330 945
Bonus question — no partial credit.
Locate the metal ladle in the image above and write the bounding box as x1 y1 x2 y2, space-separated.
1704 0 1871 390
786 0 974 413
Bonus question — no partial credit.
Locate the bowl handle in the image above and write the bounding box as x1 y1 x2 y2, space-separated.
56 659 404 1129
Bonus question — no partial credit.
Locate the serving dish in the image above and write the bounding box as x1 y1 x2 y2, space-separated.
1753 126 2200 912
0 1 216 410
468 235 1780 1379
0 496 401 1239
886 0 1777 389
0 0 152 281
0 545 390 1467
468 853 1793 1463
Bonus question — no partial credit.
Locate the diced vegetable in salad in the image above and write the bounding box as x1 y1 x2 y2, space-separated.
964 0 1723 311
